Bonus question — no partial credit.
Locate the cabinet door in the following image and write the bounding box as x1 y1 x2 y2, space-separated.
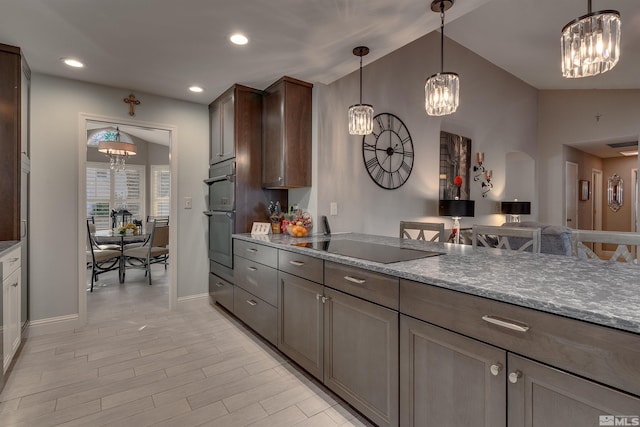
278 271 323 380
262 80 285 187
209 102 221 162
220 91 235 161
400 315 506 427
324 287 398 427
508 354 640 427
3 267 20 373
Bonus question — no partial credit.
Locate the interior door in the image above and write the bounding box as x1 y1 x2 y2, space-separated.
565 162 578 229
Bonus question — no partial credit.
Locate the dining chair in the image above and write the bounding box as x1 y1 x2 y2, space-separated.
147 215 169 226
572 230 640 263
123 220 170 285
86 221 121 292
86 219 120 251
400 221 445 242
472 225 541 253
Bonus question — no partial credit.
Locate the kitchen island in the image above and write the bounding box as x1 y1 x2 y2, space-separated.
217 232 640 427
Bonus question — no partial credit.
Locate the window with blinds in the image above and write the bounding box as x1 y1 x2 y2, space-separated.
151 165 170 217
87 162 146 230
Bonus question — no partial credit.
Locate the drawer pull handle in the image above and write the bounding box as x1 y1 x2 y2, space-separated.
246 248 258 253
481 315 530 332
247 266 258 272
508 370 522 384
11 281 18 287
246 300 257 306
490 363 503 376
7 257 18 263
344 275 366 285
215 282 224 288
289 260 305 267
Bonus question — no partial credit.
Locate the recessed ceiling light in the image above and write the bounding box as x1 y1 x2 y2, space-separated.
189 86 204 93
230 33 249 45
62 58 85 68
619 150 638 156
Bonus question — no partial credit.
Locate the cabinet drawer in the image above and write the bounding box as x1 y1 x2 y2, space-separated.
400 279 640 397
278 250 323 284
234 256 278 307
209 273 234 312
234 286 277 345
234 239 278 268
325 261 399 310
2 246 20 280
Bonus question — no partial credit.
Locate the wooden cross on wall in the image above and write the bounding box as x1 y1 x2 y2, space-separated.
124 93 140 116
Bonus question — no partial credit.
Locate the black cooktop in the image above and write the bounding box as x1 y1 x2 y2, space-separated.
294 239 443 264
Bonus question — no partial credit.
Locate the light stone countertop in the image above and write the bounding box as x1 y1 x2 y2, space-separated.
234 232 640 335
0 241 20 259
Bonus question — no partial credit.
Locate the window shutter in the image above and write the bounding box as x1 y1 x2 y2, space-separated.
86 165 112 230
151 165 171 216
86 162 145 230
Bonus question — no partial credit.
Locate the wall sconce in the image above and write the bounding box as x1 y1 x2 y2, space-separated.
473 152 492 197
501 199 531 223
439 198 475 244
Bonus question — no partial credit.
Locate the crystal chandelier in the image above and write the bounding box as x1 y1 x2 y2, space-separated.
561 0 621 78
96 127 137 171
348 46 374 135
425 0 459 116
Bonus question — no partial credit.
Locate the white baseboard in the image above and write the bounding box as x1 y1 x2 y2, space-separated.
176 293 210 310
28 313 81 337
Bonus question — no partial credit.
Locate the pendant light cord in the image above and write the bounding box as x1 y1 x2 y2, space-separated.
359 54 363 105
439 1 445 74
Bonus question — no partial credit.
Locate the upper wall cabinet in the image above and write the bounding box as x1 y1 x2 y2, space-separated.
0 43 29 241
262 76 313 189
209 86 236 164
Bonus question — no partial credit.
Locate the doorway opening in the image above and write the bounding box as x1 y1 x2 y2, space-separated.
78 114 178 325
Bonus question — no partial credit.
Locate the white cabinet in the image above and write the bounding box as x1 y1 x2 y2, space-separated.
2 246 21 373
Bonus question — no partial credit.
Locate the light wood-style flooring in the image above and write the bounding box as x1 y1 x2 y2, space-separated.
0 266 374 426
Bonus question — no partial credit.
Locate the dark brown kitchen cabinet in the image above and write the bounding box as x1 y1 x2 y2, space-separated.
0 44 26 241
400 314 506 427
324 286 399 427
209 87 235 164
262 76 312 189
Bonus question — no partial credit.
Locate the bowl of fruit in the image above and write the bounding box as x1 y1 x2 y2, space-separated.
282 211 313 237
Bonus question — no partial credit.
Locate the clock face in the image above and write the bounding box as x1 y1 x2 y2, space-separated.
362 113 414 190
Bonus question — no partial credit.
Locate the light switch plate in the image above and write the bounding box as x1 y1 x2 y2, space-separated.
184 197 193 209
330 202 338 216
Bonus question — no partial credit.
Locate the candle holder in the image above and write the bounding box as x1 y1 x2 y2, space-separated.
473 152 486 182
481 169 493 198
474 152 493 197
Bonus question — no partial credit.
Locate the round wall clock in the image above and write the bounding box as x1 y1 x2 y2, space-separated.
362 112 414 189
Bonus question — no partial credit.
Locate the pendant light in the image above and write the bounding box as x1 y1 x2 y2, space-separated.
561 0 621 78
425 0 459 116
348 46 374 135
97 127 137 171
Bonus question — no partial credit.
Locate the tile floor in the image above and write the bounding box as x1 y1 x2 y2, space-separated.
0 266 375 426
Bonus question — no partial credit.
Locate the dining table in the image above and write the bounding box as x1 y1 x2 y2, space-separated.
93 229 150 283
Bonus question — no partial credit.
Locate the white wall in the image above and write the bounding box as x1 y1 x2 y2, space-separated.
311 32 538 236
538 89 640 225
30 73 209 322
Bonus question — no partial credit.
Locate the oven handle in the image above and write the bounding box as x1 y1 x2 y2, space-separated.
203 210 235 218
204 173 235 185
